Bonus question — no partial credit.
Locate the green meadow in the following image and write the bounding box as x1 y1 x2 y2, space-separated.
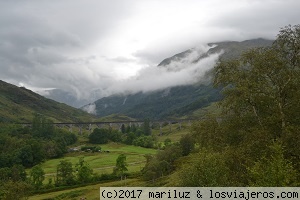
28 127 189 199
35 143 157 175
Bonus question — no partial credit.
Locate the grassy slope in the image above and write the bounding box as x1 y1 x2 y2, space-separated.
0 80 96 123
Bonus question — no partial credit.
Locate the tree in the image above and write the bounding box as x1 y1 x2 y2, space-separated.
142 145 182 181
142 158 169 182
125 124 131 133
248 142 297 186
0 167 11 182
143 118 151 135
124 132 136 145
132 135 154 148
209 24 300 186
32 113 54 139
0 180 32 200
177 150 230 186
30 165 45 189
164 138 172 147
179 133 195 156
18 145 34 167
75 157 93 183
113 154 128 180
55 160 75 186
214 24 300 139
89 128 109 144
121 124 126 134
11 165 27 182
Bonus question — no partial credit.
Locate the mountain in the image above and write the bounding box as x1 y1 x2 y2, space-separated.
43 89 91 108
158 38 273 66
90 84 221 119
0 80 96 123
83 38 273 120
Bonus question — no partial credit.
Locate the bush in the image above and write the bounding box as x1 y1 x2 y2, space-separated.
133 135 155 148
248 142 298 186
178 150 230 186
89 128 109 144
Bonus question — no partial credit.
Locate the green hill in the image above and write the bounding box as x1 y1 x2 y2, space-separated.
0 80 96 123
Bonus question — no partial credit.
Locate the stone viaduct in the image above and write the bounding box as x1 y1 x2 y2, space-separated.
20 119 197 135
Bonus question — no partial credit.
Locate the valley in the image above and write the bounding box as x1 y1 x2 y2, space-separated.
1 26 300 199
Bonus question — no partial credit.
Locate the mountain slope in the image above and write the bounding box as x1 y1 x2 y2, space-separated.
93 84 221 119
0 80 95 123
84 38 273 119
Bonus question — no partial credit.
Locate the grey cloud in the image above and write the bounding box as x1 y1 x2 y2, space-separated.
133 42 198 66
208 0 300 40
0 0 133 101
109 56 137 63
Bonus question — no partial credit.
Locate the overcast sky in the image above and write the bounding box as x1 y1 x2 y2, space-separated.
1 0 299 104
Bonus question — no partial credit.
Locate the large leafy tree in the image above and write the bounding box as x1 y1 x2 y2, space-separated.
30 165 45 189
211 24 300 185
75 157 93 183
113 154 128 180
248 142 297 186
32 113 54 138
89 128 109 144
55 160 75 186
214 24 300 139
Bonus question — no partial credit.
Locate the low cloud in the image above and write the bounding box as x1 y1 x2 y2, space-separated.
82 103 97 114
102 45 222 97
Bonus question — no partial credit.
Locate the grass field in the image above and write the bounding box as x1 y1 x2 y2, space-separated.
35 143 157 176
28 127 190 200
28 143 155 200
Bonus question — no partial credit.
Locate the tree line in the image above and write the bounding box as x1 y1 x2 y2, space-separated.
88 118 156 148
0 114 78 199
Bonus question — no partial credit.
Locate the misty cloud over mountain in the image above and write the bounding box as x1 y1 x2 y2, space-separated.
0 1 299 107
59 45 221 107
102 45 221 96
